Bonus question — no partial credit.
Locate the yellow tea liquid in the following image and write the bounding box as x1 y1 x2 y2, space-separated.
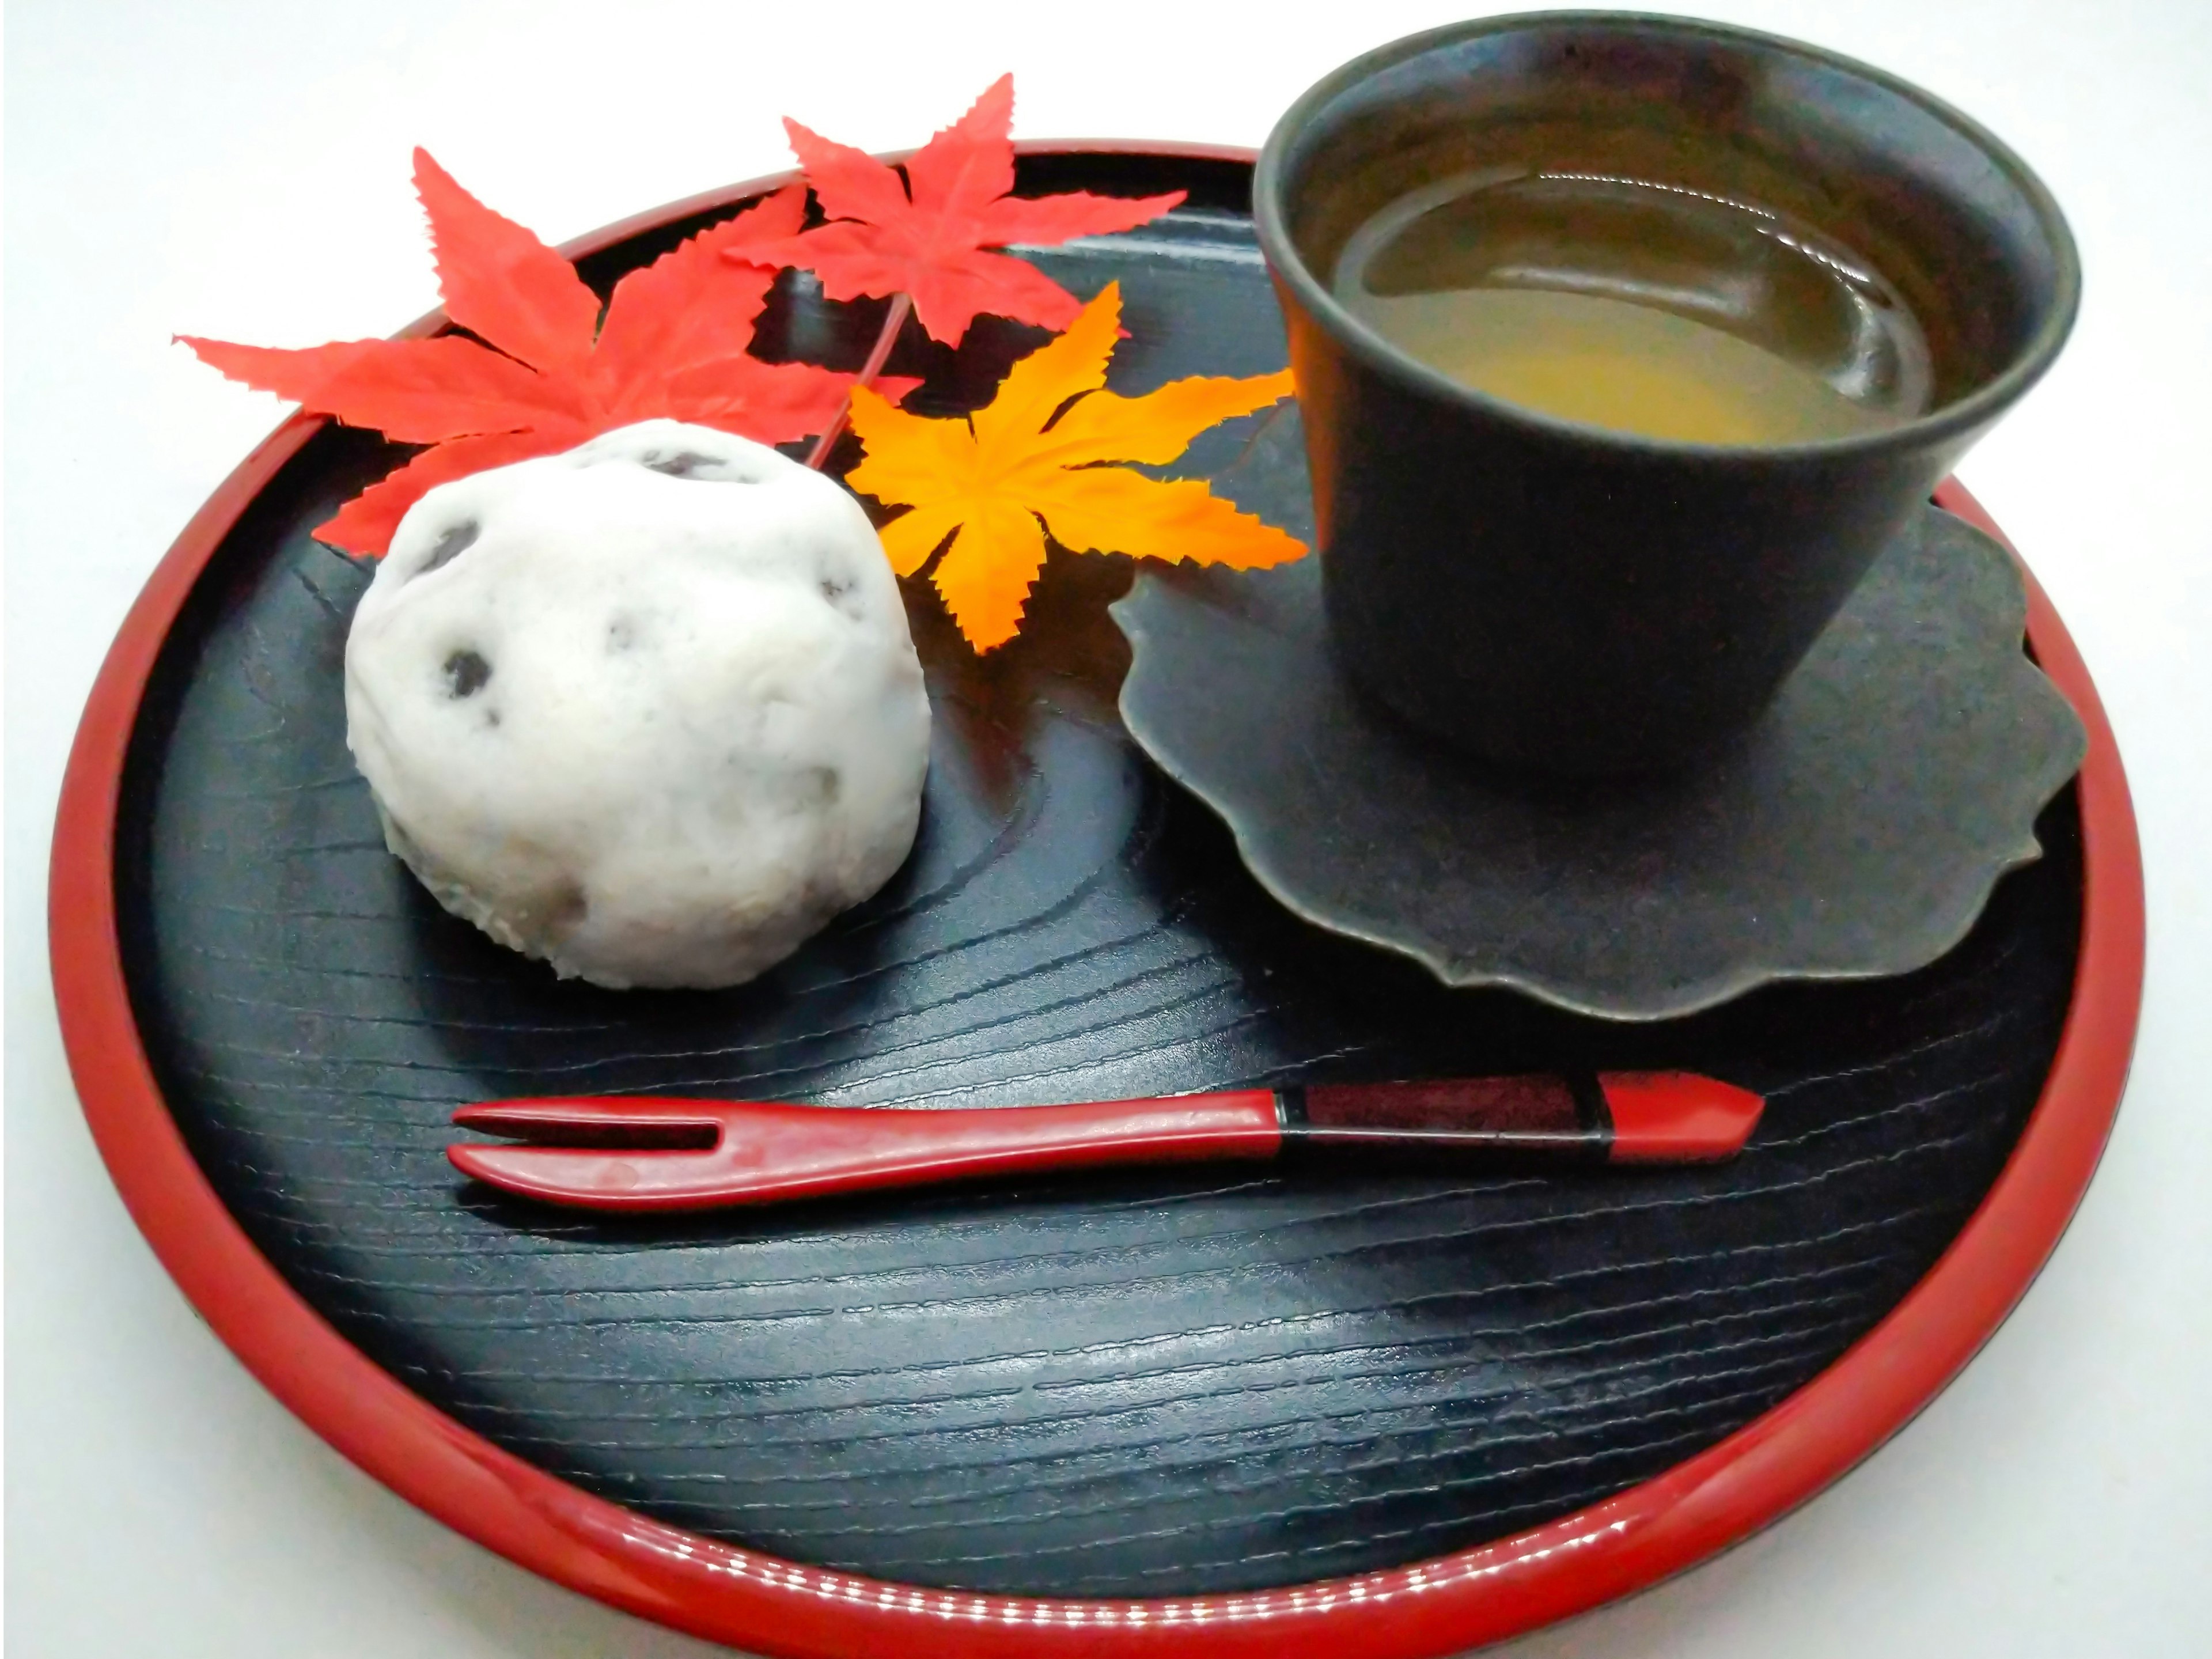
1332 170 1933 445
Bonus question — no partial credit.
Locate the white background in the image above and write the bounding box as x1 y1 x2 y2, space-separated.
7 1 2210 1653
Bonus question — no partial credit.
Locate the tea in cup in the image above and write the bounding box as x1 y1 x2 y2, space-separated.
1255 14 2078 775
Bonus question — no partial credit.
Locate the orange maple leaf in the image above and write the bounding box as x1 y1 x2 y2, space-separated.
180 150 916 555
846 282 1306 651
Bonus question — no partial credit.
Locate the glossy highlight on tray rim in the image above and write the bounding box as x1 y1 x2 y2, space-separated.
50 143 2142 1659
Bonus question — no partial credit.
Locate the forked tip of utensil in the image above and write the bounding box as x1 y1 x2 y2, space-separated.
451 1096 724 1145
447 1141 707 1208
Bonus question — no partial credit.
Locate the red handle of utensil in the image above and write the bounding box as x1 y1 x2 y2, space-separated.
449 1092 1285 1213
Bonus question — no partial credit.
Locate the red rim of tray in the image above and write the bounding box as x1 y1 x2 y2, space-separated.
50 143 2144 1659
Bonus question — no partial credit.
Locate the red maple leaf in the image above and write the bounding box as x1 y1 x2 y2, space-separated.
181 150 916 555
739 74 1187 348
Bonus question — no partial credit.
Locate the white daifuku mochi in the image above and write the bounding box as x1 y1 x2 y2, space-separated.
344 420 931 989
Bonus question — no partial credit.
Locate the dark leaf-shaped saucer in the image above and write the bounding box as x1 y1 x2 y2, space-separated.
1113 495 2087 1020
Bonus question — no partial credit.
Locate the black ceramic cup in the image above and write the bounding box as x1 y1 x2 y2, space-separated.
1254 13 2078 776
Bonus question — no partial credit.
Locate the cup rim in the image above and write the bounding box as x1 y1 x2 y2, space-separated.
1252 10 2082 462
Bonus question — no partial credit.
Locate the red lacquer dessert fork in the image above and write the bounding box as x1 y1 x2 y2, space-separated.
448 1072 1763 1212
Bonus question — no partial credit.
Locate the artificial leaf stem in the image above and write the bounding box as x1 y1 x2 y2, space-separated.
806 291 912 469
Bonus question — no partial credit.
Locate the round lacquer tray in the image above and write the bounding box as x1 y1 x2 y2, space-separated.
52 146 2142 1658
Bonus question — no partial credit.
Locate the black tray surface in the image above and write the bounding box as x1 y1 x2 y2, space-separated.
116 153 2080 1599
